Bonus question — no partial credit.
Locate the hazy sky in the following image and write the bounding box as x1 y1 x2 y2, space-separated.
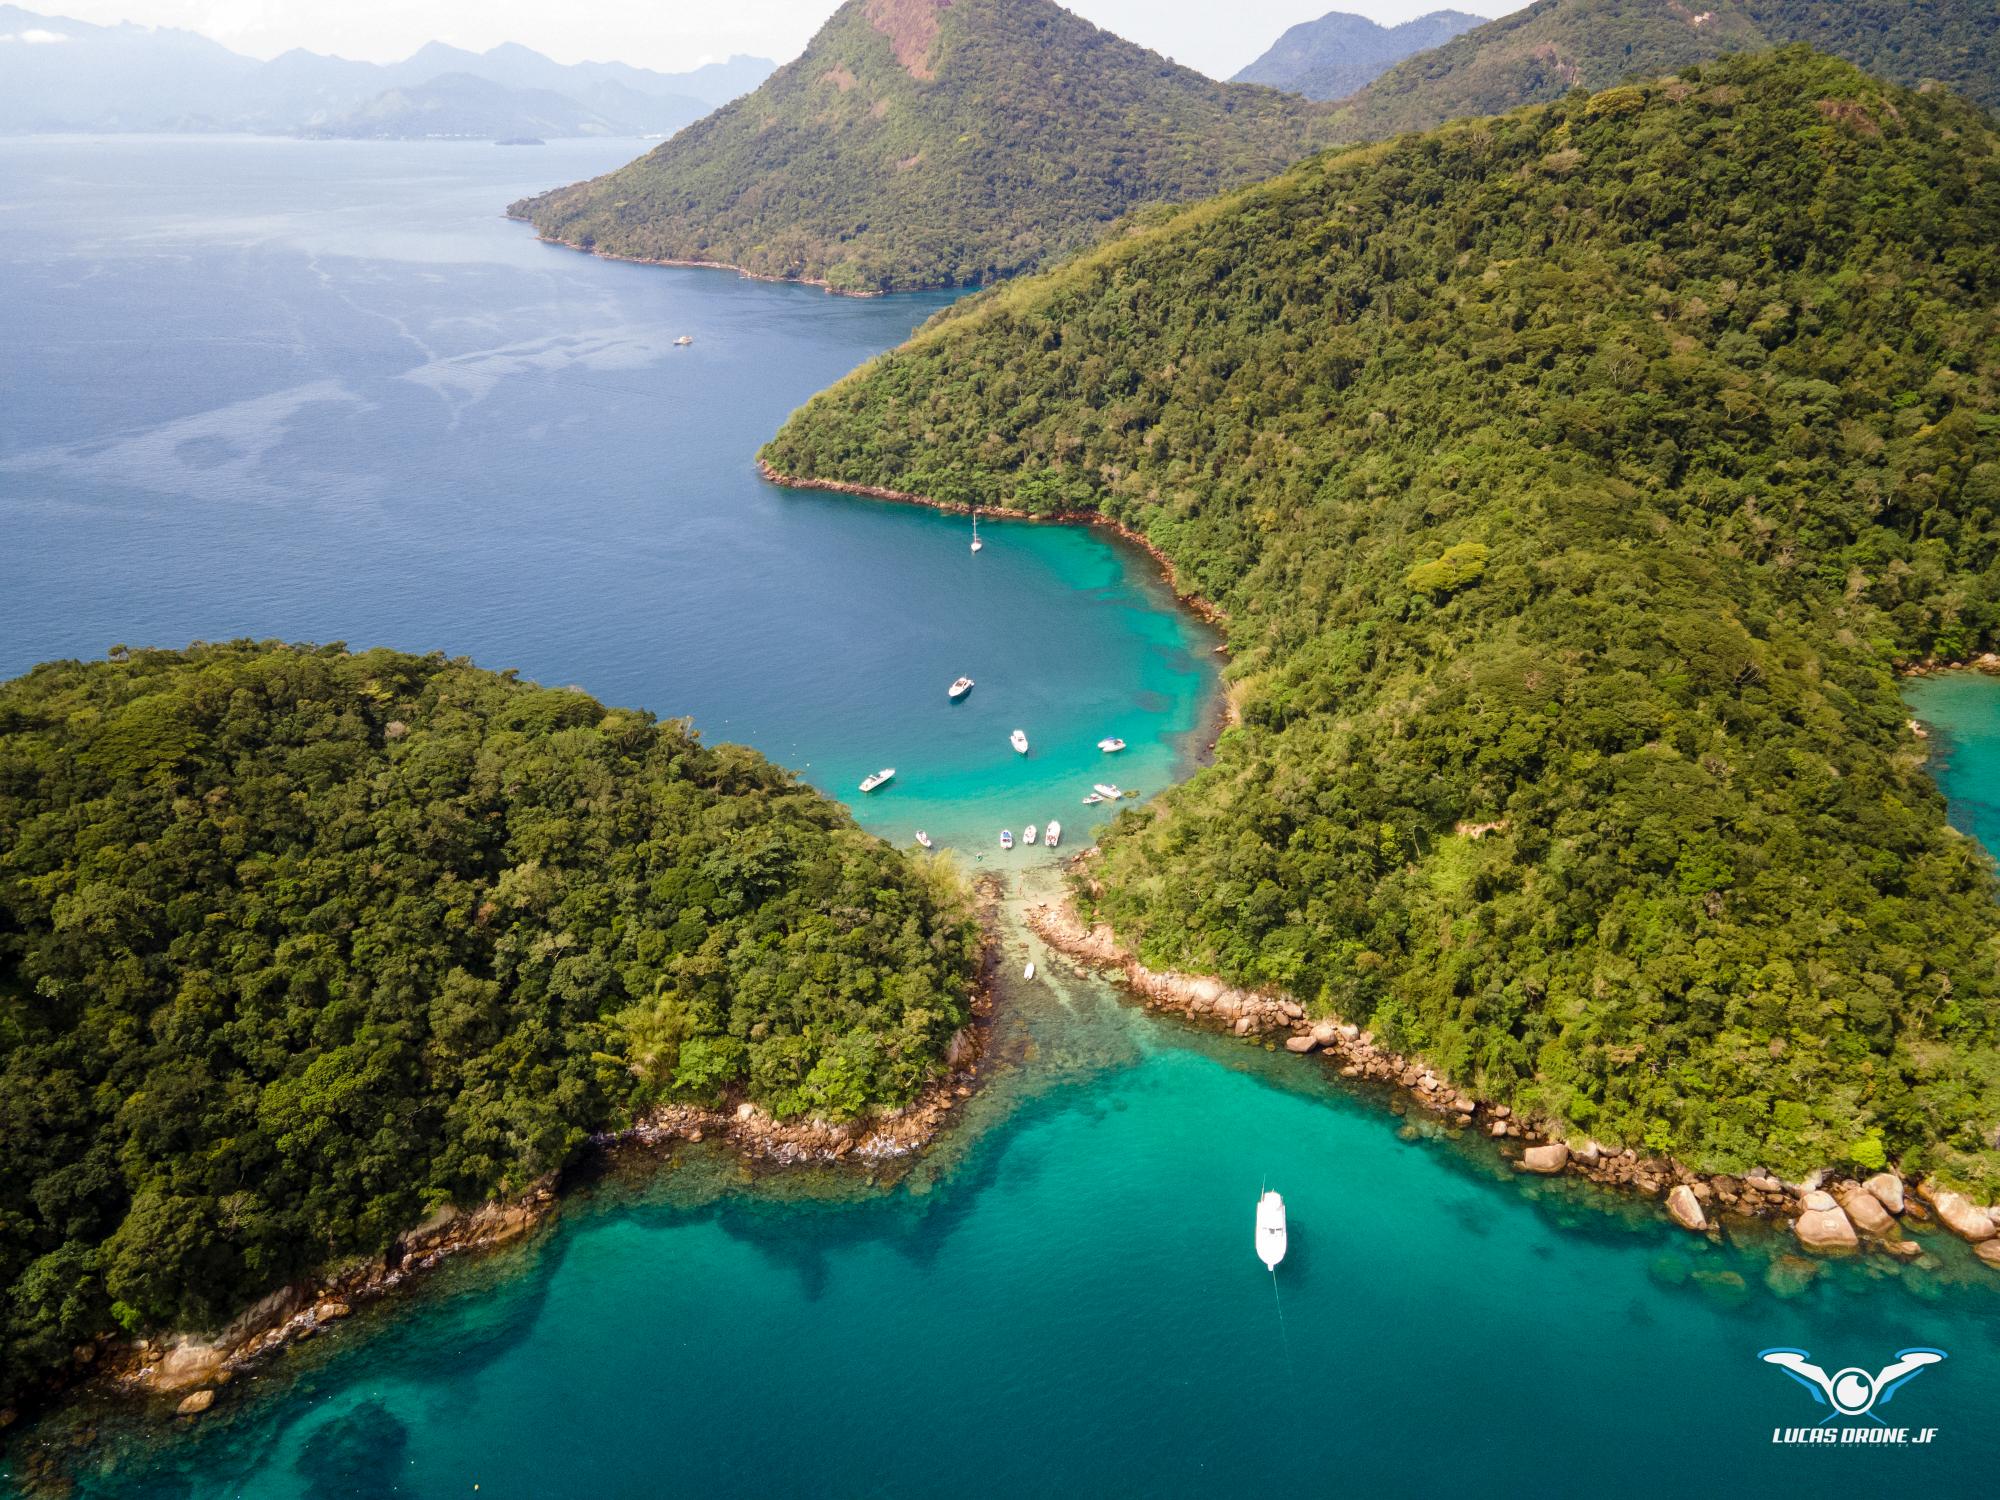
37 0 1520 79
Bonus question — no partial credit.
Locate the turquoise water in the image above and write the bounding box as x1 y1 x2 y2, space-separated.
0 135 1217 857
6 140 2000 1497
1905 673 2000 855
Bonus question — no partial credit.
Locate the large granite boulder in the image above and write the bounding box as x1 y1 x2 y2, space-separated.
1793 1195 1858 1252
1522 1144 1569 1174
1862 1172 1905 1216
1836 1185 1896 1237
1919 1183 1997 1242
1666 1184 1707 1232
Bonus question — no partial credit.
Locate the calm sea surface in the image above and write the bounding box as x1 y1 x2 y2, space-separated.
4 138 2000 1499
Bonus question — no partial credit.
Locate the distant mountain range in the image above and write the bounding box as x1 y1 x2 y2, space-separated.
1231 9 1485 100
0 6 775 137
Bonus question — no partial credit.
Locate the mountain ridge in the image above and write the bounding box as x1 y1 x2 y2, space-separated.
508 0 1338 294
1327 0 2000 139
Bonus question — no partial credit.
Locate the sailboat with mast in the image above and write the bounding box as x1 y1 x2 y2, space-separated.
970 512 983 553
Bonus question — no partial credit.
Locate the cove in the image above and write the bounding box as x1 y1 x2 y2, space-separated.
0 135 1219 858
5 138 2000 1498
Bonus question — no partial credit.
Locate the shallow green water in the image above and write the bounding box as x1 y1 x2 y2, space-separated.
1905 672 2000 855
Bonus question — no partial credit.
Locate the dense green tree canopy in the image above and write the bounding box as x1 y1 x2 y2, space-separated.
509 0 1337 293
766 51 2000 1189
1330 0 1999 141
0 642 977 1403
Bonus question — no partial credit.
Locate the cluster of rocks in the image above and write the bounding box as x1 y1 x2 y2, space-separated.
1027 890 2000 1272
114 1180 560 1415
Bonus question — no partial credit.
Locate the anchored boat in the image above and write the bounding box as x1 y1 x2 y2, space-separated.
673 335 694 346
1256 1190 1288 1270
1092 782 1122 799
1097 737 1126 753
1044 820 1060 848
970 514 983 553
949 676 975 700
915 831 932 849
1024 822 1037 844
999 829 1014 850
859 767 895 793
1010 729 1029 754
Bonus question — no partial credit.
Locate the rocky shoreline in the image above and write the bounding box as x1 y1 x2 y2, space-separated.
1026 860 2000 1273
33 1029 994 1438
754 460 1231 631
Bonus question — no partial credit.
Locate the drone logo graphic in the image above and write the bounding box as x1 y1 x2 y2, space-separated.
1758 1347 1947 1423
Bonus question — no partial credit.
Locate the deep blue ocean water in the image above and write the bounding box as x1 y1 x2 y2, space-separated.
3 138 2000 1499
0 134 1218 857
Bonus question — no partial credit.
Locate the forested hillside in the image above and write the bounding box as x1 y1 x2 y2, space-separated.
1331 0 1999 141
508 0 1335 293
765 51 2000 1190
0 643 977 1404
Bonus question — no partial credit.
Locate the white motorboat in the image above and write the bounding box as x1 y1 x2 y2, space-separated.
1092 783 1122 799
1024 961 1036 980
999 829 1014 849
1256 1190 1288 1270
1044 820 1060 848
970 514 983 553
859 767 896 793
673 335 694 346
1082 793 1104 805
1011 729 1029 754
1024 822 1037 844
949 676 975 700
915 831 933 849
1097 737 1127 753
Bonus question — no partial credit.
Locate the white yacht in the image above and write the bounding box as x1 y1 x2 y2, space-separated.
970 514 983 553
673 335 694 347
1044 820 1060 848
859 767 895 793
1011 729 1029 754
1097 737 1127 753
914 831 932 849
1256 1190 1288 1270
1023 822 1037 844
1081 793 1104 805
1093 782 1122 799
999 829 1014 850
949 676 975 700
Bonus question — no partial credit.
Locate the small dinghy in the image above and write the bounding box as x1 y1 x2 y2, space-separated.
1092 782 1122 800
1256 1189 1288 1270
1044 820 1060 848
859 767 896 793
999 829 1014 850
949 676 974 700
1010 729 1029 754
1023 822 1037 844
914 831 932 849
1097 738 1126 753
